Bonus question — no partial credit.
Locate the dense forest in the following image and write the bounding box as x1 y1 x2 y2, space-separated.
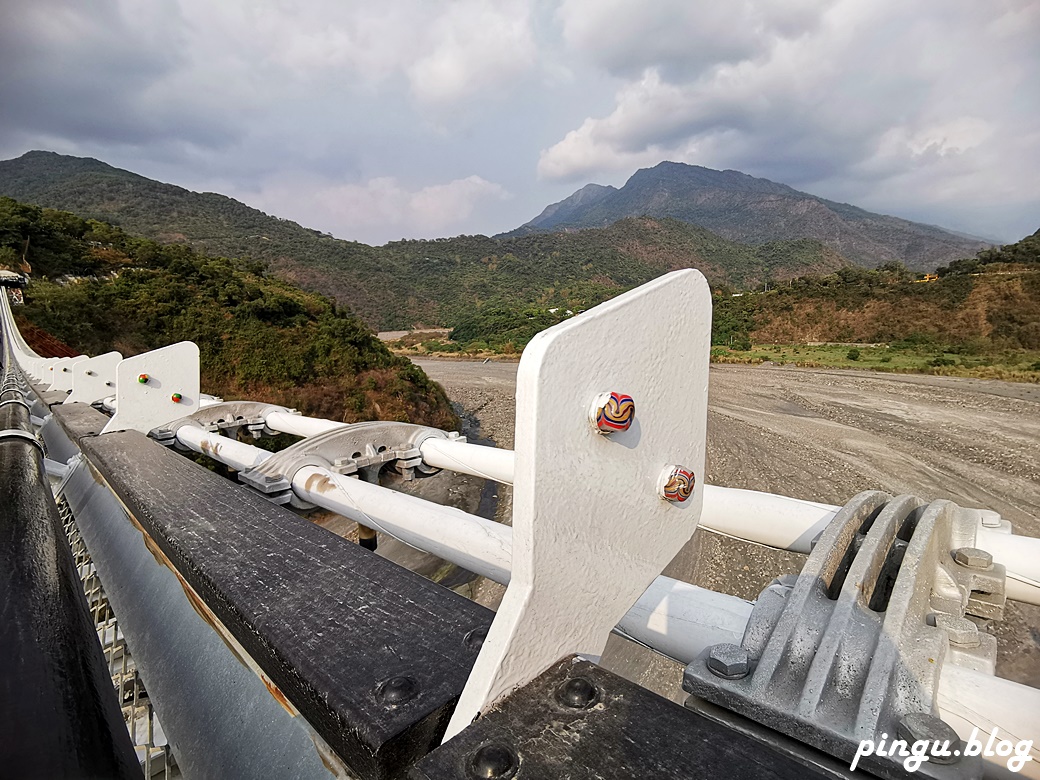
0 196 457 428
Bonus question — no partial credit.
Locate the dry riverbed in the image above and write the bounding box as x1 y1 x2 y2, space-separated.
412 358 1040 695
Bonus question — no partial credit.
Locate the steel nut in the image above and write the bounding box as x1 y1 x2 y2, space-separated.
897 714 961 764
934 614 980 647
953 547 992 570
706 643 750 679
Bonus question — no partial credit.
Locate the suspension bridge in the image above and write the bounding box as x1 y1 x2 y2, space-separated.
1 270 1038 779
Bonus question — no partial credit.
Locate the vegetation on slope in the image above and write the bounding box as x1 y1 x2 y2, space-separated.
0 152 851 329
393 235 1040 381
0 196 457 428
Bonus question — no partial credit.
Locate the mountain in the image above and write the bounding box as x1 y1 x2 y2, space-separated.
0 151 853 330
525 182 617 227
503 161 989 271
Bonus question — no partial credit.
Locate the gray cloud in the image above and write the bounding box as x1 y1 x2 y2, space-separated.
0 0 1036 243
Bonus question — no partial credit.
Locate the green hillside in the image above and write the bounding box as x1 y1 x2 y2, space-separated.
0 196 457 428
0 152 851 330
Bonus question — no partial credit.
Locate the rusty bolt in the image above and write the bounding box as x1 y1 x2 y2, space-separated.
934 614 980 647
897 714 961 764
953 547 992 570
706 643 750 679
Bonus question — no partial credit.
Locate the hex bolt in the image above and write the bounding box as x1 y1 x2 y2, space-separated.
896 714 961 764
706 643 750 679
953 547 993 570
555 676 599 709
468 744 518 780
659 465 696 503
589 391 635 434
85 370 96 377
376 675 418 707
934 614 981 647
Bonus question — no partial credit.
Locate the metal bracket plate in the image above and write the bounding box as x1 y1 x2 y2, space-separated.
445 268 712 739
101 342 201 435
64 352 122 405
47 356 88 392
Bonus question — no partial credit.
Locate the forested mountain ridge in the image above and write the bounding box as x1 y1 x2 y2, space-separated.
504 161 989 271
0 195 457 428
0 151 851 330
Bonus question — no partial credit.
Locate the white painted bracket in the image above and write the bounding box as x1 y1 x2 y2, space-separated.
444 269 712 739
64 351 123 405
101 342 201 435
20 356 51 383
48 356 88 393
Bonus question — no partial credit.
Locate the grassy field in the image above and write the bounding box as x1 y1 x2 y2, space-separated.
390 336 1040 382
712 343 1040 382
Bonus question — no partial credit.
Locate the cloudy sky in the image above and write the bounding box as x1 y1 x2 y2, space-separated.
1 0 1037 245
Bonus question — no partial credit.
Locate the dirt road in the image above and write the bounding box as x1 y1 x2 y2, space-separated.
413 359 1040 690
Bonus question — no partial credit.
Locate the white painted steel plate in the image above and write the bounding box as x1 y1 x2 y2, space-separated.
446 269 712 738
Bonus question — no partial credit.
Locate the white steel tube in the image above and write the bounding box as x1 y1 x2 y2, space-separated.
173 428 753 657
419 438 515 485
252 411 1040 607
617 577 754 662
292 465 512 584
977 527 1040 605
264 410 344 438
175 425 273 472
174 425 511 582
938 665 1040 779
700 485 839 554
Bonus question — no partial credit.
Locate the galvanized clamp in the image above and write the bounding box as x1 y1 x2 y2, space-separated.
238 421 464 509
0 428 44 452
149 401 300 446
684 491 1005 780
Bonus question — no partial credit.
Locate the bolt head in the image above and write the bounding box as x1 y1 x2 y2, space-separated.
706 643 750 679
137 373 149 384
171 393 183 403
659 465 696 503
589 391 635 434
555 676 599 709
464 627 488 652
953 547 992 569
896 714 961 763
468 744 518 780
376 675 418 707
